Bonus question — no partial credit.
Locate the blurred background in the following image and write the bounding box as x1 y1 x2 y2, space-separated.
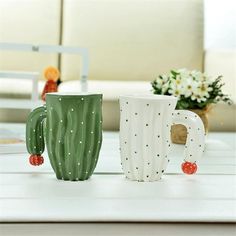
0 0 235 131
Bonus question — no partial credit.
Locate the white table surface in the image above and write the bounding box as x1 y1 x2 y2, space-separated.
0 124 236 235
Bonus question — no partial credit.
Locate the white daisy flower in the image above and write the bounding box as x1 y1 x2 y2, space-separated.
191 83 212 102
182 78 199 98
191 94 207 103
174 75 184 86
197 83 212 98
168 84 182 98
191 70 203 80
177 68 190 78
203 76 214 85
154 76 165 89
169 75 185 89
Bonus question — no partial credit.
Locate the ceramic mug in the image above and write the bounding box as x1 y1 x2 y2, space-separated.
26 93 103 181
119 94 205 181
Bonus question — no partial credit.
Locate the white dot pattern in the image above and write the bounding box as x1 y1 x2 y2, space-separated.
39 95 103 181
119 97 205 182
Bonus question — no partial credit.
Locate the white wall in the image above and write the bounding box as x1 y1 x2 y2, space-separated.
204 0 236 49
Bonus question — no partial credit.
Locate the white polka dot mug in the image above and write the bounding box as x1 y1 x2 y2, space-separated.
119 94 205 181
26 92 103 181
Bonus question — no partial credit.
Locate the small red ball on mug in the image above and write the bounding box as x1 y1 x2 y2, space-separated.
29 154 44 166
181 161 197 175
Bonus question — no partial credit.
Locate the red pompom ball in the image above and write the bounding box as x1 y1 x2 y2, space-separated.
181 161 197 175
29 154 44 166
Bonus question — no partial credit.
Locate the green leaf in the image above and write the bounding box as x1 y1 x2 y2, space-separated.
177 100 189 109
170 70 179 77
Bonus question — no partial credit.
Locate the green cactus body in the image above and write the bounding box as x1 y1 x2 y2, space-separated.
26 93 103 181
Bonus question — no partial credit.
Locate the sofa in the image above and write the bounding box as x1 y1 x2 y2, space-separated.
0 0 235 131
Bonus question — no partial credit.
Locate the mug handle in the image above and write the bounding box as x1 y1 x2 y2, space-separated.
172 110 205 174
26 105 47 166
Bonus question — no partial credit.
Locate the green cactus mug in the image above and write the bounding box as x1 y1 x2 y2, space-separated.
26 93 103 181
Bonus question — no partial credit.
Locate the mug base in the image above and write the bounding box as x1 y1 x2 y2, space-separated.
56 175 91 181
125 175 163 182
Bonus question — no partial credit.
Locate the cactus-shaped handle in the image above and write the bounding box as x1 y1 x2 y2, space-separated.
26 106 47 166
172 110 205 174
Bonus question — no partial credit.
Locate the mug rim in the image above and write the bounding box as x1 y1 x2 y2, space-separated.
119 94 177 101
46 92 102 97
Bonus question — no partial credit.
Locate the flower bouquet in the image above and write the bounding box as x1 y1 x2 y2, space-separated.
151 69 232 144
